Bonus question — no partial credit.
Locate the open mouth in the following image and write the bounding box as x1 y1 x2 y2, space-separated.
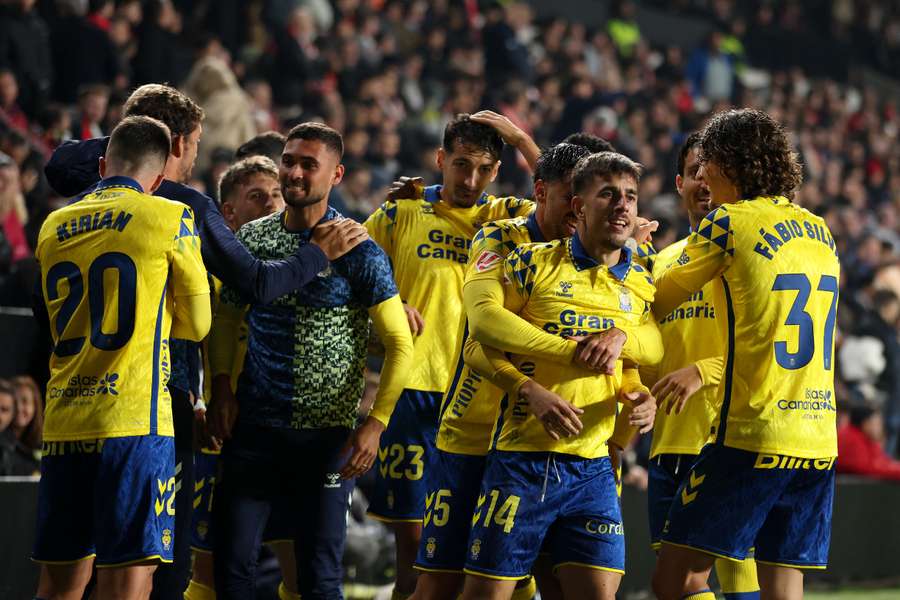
608 215 630 234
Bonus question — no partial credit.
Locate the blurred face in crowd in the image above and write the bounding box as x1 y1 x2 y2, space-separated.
222 172 284 231
176 124 202 183
573 172 638 252
81 92 109 124
0 391 14 432
437 142 500 208
14 385 34 430
280 138 344 209
697 156 739 205
0 71 18 107
534 176 577 240
676 145 712 228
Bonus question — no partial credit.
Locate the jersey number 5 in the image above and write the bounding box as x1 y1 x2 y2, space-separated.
46 252 137 357
772 273 838 370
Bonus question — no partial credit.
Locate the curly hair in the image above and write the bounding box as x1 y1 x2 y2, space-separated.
699 109 803 199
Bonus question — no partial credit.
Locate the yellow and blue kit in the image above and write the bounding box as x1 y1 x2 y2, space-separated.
417 214 662 572
655 196 840 568
365 185 533 521
463 234 656 579
33 176 209 565
642 236 725 547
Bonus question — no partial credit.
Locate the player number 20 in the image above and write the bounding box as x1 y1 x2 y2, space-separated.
771 273 838 370
45 252 137 357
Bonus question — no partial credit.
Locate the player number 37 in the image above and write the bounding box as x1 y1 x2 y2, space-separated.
772 273 838 370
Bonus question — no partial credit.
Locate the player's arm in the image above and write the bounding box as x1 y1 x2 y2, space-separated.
169 208 212 341
619 366 656 435
206 290 247 440
470 110 541 172
462 336 529 395
365 296 414 427
200 200 364 305
363 200 396 255
653 207 734 318
653 356 724 415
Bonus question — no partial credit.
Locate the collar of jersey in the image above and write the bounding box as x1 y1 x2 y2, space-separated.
280 205 341 237
424 184 489 206
95 175 144 194
569 232 633 280
525 211 546 243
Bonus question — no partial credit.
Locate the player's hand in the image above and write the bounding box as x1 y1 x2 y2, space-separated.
340 416 386 479
386 176 425 201
310 218 369 260
470 110 529 148
520 380 584 440
622 390 656 434
208 375 239 440
633 217 659 245
651 364 703 415
569 328 627 374
193 408 222 452
404 303 425 336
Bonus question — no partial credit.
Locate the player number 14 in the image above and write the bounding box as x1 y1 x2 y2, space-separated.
772 273 838 370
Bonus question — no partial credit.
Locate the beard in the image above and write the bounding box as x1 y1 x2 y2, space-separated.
282 180 326 208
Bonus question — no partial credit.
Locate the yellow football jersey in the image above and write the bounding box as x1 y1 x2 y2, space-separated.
644 236 725 458
437 214 542 455
495 235 657 459
364 186 533 393
654 196 840 458
201 276 248 403
37 177 209 441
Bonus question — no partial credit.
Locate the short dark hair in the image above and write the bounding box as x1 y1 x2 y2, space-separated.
533 143 591 184
562 132 615 154
676 131 702 177
235 131 287 164
699 108 803 199
106 115 171 173
572 152 643 196
442 114 503 161
218 156 279 203
285 122 343 158
123 84 204 138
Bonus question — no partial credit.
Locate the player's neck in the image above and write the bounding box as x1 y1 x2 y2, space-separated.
284 199 328 232
578 230 621 267
162 158 183 184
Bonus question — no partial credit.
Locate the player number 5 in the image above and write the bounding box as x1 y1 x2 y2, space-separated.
771 273 838 370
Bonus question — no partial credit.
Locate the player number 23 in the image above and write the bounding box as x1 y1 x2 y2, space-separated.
46 252 137 357
383 443 424 480
771 273 838 370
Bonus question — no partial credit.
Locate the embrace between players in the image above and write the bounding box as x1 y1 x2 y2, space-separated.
33 82 838 600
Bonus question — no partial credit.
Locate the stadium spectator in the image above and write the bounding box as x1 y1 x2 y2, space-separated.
0 69 29 132
10 374 42 455
838 405 900 481
0 378 37 476
0 0 53 118
71 84 110 141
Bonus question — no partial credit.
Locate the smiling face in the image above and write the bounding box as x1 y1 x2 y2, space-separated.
436 143 500 208
534 177 578 240
0 391 14 432
573 172 639 251
14 385 34 430
280 137 343 209
222 171 284 230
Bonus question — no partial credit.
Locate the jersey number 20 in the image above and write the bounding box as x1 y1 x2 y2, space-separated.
772 273 838 370
46 252 137 357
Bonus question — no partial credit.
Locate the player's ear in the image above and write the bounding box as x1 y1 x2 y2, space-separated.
333 163 345 187
98 157 107 178
489 160 501 182
533 179 546 205
572 195 586 221
171 135 185 159
436 148 445 171
148 173 165 194
675 173 684 196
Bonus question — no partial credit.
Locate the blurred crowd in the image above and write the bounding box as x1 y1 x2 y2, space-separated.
1 0 899 474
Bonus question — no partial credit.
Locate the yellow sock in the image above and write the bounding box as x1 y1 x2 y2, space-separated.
184 580 216 600
511 575 537 600
680 591 715 600
715 556 760 598
277 581 302 600
391 590 411 600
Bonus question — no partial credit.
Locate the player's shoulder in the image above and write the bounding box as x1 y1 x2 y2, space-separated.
623 257 656 301
474 215 530 243
654 236 689 267
370 197 433 222
480 194 535 219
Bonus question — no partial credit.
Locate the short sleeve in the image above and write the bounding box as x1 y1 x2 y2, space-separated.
169 206 209 298
345 240 399 307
